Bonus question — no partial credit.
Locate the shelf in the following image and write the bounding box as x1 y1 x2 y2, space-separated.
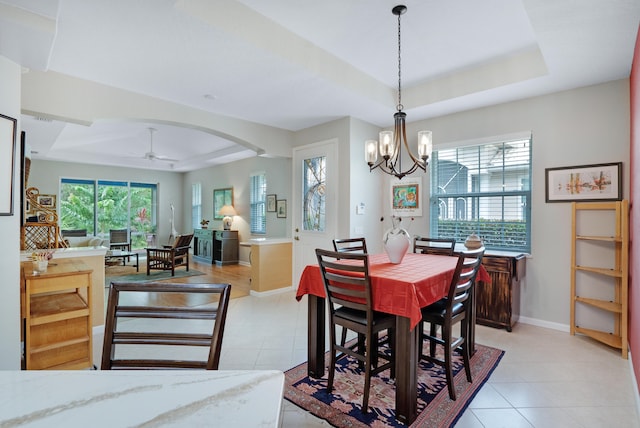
574 326 622 349
30 336 91 354
575 235 621 242
22 259 93 370
570 200 628 359
574 296 622 313
574 265 622 278
30 292 88 317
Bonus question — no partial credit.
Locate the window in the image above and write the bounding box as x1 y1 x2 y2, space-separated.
192 183 202 228
430 135 531 252
250 173 266 234
60 178 157 249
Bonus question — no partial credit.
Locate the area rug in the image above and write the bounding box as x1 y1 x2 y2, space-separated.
105 269 205 287
284 340 504 427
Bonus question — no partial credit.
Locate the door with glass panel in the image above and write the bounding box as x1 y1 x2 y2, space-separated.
292 139 338 286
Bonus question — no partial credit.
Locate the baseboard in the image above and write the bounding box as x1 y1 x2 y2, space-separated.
249 286 294 297
517 315 570 332
238 261 250 267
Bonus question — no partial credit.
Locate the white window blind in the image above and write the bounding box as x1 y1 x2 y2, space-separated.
430 136 532 252
192 183 201 228
250 173 266 234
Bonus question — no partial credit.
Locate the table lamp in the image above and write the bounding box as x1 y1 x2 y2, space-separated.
219 205 237 230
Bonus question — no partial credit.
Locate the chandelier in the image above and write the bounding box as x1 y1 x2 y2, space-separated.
365 5 432 180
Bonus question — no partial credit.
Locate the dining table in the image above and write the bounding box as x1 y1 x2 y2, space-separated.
296 252 490 425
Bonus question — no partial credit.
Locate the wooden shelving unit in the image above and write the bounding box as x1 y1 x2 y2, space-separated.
22 259 93 369
571 200 628 358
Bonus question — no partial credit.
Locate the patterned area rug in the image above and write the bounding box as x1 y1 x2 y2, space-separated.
284 340 504 427
105 269 205 287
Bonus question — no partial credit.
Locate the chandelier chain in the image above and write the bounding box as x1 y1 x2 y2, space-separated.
397 11 402 111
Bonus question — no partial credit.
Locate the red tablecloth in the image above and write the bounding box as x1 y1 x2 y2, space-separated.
296 253 491 328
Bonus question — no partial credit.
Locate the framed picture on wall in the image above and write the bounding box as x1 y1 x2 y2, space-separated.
37 194 56 209
391 177 422 217
276 199 287 218
545 162 622 202
0 113 17 216
214 188 233 220
267 194 277 212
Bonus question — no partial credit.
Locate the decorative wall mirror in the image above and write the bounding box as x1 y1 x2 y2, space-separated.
213 188 233 220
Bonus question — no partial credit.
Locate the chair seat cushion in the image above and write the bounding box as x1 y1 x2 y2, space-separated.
335 306 394 326
421 298 464 319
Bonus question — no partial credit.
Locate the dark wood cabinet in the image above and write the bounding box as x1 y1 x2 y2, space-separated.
476 251 527 332
213 231 238 266
193 229 214 263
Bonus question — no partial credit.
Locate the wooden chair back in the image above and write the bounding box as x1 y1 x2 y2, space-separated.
446 247 485 314
101 282 231 370
332 237 368 254
316 248 372 314
413 236 456 256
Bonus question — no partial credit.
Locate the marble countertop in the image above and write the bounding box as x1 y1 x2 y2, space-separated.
0 370 284 427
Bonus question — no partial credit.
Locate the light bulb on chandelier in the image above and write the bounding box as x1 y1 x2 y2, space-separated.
366 5 433 180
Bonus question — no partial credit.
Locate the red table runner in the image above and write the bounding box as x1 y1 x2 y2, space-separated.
296 253 490 328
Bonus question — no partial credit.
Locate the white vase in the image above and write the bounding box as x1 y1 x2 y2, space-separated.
33 260 48 273
383 225 411 264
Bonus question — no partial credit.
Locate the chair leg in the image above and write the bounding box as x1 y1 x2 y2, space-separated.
327 324 338 393
357 333 365 370
461 318 472 383
443 324 456 400
388 328 396 379
362 334 373 413
429 323 437 357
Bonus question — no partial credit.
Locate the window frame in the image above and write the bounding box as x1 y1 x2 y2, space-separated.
429 133 532 252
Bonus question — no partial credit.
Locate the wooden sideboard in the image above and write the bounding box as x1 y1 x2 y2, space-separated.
193 228 214 263
22 259 93 370
213 230 239 266
475 251 527 332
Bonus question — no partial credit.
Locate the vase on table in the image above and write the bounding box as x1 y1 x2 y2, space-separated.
33 260 48 273
383 217 411 264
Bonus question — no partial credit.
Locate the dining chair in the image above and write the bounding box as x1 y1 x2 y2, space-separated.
101 281 231 370
418 246 485 400
332 237 368 254
315 248 395 413
413 236 456 256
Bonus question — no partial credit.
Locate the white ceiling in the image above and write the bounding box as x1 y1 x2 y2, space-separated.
2 0 639 171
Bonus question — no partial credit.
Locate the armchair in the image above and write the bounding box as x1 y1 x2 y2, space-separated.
146 233 194 276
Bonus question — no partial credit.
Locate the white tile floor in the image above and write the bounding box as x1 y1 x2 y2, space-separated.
95 289 640 427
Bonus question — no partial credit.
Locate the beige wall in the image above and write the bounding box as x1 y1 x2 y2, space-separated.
405 79 630 328
183 156 292 263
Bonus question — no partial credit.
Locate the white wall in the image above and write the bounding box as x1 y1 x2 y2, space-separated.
0 56 22 369
28 160 184 246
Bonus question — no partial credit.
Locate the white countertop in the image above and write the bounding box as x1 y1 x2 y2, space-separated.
0 370 284 427
20 246 108 262
240 238 292 246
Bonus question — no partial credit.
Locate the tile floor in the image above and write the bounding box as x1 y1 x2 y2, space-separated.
95 289 640 427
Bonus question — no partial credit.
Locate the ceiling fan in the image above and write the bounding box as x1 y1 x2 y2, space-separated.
143 127 178 162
